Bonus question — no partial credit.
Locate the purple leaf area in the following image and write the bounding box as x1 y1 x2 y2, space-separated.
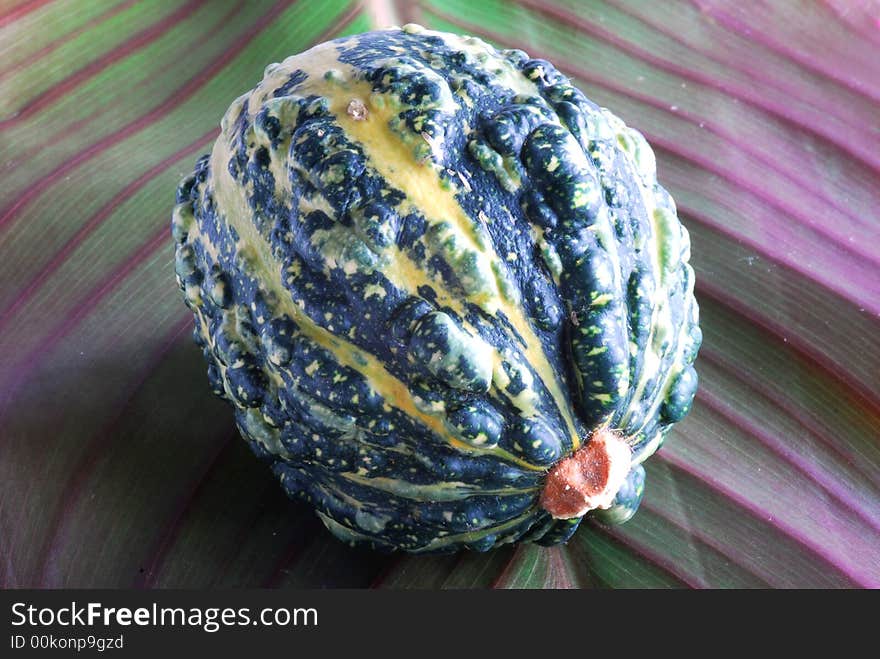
0 0 878 589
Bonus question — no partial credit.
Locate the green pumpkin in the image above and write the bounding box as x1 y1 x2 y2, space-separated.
172 25 701 552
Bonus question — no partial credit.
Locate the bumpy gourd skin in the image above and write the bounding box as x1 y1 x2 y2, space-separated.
172 26 701 553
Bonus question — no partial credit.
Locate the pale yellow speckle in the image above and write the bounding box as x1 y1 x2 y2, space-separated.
363 283 387 299
591 293 613 307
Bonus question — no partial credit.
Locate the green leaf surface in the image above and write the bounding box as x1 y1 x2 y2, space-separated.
1 0 877 589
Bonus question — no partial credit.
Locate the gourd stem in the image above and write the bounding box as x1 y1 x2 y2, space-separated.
539 427 632 519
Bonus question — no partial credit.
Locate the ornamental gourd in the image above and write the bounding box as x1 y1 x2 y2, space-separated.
172 26 701 552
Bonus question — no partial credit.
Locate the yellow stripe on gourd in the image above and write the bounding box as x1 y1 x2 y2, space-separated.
225 35 582 457
314 52 582 451
208 108 542 472
340 472 538 502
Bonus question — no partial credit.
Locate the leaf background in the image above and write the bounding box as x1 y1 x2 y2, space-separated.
1 0 877 588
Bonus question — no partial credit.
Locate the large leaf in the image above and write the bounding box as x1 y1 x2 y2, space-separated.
1 0 877 589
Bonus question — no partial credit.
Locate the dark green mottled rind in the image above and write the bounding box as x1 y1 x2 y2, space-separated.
171 26 701 553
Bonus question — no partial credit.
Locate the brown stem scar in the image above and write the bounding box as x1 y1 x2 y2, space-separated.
539 428 632 519
347 99 368 120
